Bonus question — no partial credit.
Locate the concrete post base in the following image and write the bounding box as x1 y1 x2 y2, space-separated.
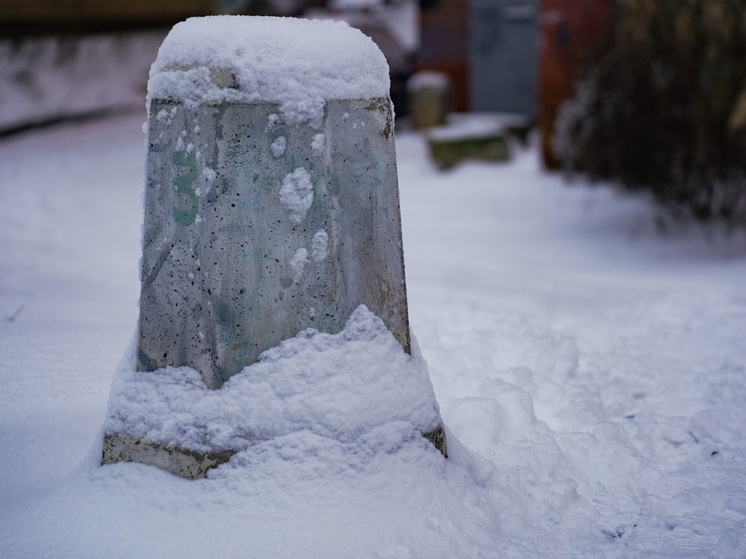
102 434 235 479
103 425 447 480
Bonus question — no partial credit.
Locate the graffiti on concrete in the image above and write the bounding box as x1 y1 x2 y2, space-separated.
172 150 198 226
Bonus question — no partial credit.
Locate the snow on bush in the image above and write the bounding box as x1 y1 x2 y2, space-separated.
104 306 443 455
555 0 746 223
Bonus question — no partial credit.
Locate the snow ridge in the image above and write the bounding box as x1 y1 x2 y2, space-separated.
104 306 442 454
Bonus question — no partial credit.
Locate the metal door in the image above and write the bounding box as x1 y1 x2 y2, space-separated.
470 0 538 116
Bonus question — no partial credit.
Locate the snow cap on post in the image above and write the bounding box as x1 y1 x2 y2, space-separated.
148 16 390 126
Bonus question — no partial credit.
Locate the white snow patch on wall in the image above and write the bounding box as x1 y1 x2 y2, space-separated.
290 248 309 282
270 136 287 158
311 133 325 157
104 306 442 453
176 130 187 150
279 167 314 223
202 167 217 182
148 16 390 126
311 230 329 262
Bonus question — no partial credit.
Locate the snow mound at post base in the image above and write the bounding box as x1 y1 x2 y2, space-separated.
148 16 390 124
104 305 443 458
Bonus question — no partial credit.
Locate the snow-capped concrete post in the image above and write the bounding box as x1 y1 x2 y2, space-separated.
102 16 446 478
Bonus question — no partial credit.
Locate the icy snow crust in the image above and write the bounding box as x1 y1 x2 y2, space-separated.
148 16 390 125
105 306 442 453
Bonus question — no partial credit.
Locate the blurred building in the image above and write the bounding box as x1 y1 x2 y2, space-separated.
0 0 218 36
0 0 567 133
418 0 539 117
417 0 470 112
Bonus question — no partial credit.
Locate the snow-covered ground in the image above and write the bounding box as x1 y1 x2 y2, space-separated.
1 113 746 558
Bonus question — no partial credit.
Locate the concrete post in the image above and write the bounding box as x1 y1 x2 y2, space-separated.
138 96 410 390
102 16 446 477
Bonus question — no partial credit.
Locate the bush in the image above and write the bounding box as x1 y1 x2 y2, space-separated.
555 0 746 222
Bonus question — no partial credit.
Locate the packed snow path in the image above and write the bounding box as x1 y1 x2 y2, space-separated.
1 113 746 558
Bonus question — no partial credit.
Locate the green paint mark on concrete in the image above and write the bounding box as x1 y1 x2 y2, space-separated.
173 150 199 226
